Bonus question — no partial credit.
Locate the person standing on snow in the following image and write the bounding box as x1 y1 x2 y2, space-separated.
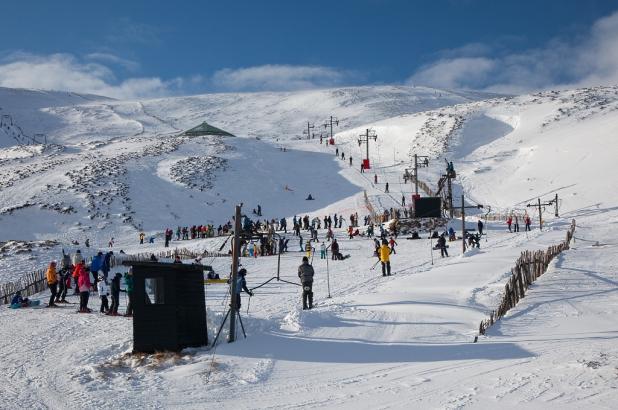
385 182 389 193
438 234 448 258
75 261 91 313
124 269 134 317
46 261 59 307
107 273 122 316
97 275 109 314
233 268 253 310
506 216 513 232
389 237 398 254
298 256 315 310
379 239 391 276
477 220 484 236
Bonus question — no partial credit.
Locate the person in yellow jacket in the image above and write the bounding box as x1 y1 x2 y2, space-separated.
46 261 59 307
379 239 391 276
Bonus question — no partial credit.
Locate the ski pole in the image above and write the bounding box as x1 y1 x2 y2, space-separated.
370 259 380 270
246 294 251 315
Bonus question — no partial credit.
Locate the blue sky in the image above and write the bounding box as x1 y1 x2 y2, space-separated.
0 0 617 98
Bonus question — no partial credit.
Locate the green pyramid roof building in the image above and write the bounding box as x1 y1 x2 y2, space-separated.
182 122 235 137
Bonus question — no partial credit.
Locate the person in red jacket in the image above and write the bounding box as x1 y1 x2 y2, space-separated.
506 216 513 232
74 261 91 313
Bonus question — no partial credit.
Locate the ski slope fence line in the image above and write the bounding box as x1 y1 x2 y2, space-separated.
0 268 47 305
0 247 229 305
477 219 577 339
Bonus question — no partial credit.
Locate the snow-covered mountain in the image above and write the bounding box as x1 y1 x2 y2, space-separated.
1 84 618 408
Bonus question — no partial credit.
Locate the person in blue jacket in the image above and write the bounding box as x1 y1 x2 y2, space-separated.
90 252 103 288
233 268 253 310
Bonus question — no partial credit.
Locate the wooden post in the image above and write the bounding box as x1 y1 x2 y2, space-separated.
228 205 242 343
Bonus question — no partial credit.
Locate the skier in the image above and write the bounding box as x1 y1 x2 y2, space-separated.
341 152 345 160
389 237 398 254
45 261 59 307
525 215 532 231
139 232 145 244
438 234 448 257
401 195 406 206
379 239 391 276
233 268 253 310
97 275 109 314
336 147 339 156
257 204 262 216
514 214 520 232
507 216 513 232
374 174 378 184
320 242 327 259
298 256 315 310
124 268 134 317
477 219 484 236
349 156 352 166
102 251 113 280
85 238 90 248
385 182 389 193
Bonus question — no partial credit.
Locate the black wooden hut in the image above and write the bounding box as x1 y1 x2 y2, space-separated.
123 261 208 353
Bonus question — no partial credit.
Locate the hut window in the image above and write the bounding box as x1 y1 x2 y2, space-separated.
145 277 165 304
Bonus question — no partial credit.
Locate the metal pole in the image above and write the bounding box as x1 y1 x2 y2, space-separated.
461 194 466 254
414 154 418 195
365 129 369 163
330 116 333 141
326 248 331 298
228 205 242 343
538 198 542 231
554 193 559 217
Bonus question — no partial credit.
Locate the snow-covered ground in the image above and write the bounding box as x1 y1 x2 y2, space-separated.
0 84 617 408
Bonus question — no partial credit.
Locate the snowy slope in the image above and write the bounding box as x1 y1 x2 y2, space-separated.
0 84 617 409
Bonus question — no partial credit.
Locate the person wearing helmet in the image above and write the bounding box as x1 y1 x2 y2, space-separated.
46 261 59 307
298 256 315 310
233 268 253 310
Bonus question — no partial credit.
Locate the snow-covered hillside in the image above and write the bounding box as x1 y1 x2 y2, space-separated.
0 85 495 277
1 84 617 408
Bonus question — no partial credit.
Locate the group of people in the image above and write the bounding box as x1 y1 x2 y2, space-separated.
37 249 134 315
506 214 532 232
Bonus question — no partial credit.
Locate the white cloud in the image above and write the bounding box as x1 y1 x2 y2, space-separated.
0 53 183 99
85 52 140 72
407 10 618 93
408 57 495 90
211 64 348 91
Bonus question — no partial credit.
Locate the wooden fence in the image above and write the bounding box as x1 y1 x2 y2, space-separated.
0 246 230 305
477 219 576 338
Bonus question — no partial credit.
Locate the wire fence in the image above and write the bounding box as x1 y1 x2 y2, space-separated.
477 219 577 338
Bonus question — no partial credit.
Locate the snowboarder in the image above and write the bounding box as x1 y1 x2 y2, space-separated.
97 275 109 313
379 239 391 276
298 256 315 310
46 261 59 307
